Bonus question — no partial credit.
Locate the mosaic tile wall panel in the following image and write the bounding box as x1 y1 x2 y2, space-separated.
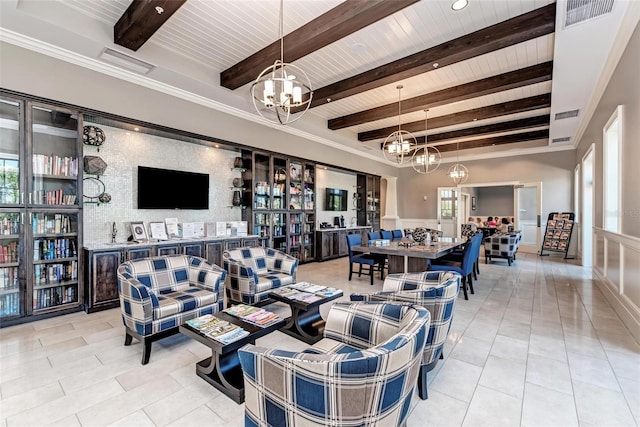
82 123 240 245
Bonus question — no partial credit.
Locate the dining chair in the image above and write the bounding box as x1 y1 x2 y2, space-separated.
440 232 482 279
346 233 384 286
429 235 477 300
392 229 403 239
367 231 382 241
380 230 393 240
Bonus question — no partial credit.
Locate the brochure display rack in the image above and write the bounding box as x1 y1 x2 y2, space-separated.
540 212 575 259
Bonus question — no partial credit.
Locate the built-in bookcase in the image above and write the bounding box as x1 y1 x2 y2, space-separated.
0 95 83 326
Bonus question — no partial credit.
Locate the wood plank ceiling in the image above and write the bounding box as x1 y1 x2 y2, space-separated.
107 0 556 160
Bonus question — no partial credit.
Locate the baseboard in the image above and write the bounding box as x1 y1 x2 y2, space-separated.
593 266 640 344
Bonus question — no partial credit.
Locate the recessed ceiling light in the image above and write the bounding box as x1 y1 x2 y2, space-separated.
134 127 140 131
433 63 439 68
351 42 366 54
451 0 468 11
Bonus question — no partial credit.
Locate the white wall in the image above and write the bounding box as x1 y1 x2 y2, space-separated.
315 168 357 227
82 123 240 245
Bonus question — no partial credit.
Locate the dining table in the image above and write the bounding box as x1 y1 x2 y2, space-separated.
352 237 466 274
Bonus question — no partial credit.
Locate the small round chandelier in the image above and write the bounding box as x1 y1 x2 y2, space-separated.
448 139 469 184
250 0 313 125
412 110 441 174
382 85 417 164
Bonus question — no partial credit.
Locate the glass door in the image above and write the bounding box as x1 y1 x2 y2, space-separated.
514 182 542 253
288 160 302 210
0 212 22 319
29 104 79 207
438 188 457 237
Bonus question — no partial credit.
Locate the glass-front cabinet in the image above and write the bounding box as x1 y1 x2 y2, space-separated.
0 96 83 324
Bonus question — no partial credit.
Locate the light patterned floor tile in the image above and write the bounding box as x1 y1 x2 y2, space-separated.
573 380 636 426
450 336 492 367
478 355 526 399
462 385 521 427
406 390 468 427
430 358 483 403
521 379 579 426
165 405 226 426
106 410 156 427
526 353 573 395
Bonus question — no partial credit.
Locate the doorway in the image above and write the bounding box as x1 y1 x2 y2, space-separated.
581 145 594 267
514 182 542 253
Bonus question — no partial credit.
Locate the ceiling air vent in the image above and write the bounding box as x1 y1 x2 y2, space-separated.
566 0 614 27
99 48 155 74
552 137 571 143
555 109 580 120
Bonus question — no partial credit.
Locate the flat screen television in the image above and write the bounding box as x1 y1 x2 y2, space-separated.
137 166 209 209
324 188 348 211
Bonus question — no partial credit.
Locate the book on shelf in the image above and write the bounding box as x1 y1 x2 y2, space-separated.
223 304 281 327
186 314 249 344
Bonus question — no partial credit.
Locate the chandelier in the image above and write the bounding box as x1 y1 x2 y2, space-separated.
250 0 313 125
447 139 469 184
382 85 417 164
412 109 441 174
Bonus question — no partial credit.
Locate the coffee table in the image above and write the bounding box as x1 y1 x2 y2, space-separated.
268 286 343 344
179 312 285 404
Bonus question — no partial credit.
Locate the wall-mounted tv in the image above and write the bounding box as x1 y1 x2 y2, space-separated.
137 166 209 209
324 188 348 211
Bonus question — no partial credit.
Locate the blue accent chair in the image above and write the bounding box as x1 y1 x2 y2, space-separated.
351 271 460 400
238 302 430 426
346 233 384 285
117 255 226 364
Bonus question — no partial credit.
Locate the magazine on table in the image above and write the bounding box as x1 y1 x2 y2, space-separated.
224 304 281 327
315 287 342 298
271 287 304 298
185 314 249 344
289 282 326 293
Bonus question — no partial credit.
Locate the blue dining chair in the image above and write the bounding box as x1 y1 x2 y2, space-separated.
429 235 478 300
346 234 384 286
392 229 403 239
440 232 482 279
367 231 382 241
380 230 393 240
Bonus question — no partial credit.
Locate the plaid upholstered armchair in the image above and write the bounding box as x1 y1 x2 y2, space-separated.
238 302 430 427
223 247 298 305
351 271 460 400
484 231 522 266
117 255 226 364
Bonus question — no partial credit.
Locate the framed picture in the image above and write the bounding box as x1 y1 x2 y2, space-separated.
149 222 168 240
471 196 477 211
130 221 148 241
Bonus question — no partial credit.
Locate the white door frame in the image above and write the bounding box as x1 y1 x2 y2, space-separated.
514 182 542 253
581 144 595 267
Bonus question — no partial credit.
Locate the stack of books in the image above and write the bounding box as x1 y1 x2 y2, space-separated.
186 314 249 344
224 304 281 327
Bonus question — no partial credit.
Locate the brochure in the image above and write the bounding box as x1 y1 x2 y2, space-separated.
224 304 281 327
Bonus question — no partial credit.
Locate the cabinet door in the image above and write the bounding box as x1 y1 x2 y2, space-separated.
320 232 333 259
156 244 180 256
224 239 242 251
241 238 259 248
0 212 22 319
0 97 22 207
338 231 348 256
182 242 203 257
29 103 79 207
126 247 152 260
205 241 223 267
31 211 80 312
91 250 122 307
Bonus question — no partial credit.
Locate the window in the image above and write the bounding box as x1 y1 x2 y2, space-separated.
439 189 457 219
574 165 580 222
603 106 622 233
0 157 20 204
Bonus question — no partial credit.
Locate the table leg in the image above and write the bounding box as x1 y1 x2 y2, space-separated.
281 305 325 344
196 349 246 404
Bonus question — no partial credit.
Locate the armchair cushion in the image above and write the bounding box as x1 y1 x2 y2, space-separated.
238 302 430 426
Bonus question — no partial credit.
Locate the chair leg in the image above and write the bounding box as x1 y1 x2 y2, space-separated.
124 332 133 346
508 257 512 266
461 276 468 300
473 261 478 280
417 364 428 400
142 338 152 365
358 264 363 277
468 273 475 294
370 267 374 286
348 263 353 281
476 260 480 275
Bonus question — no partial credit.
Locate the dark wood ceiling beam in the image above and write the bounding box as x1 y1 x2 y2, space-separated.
312 3 556 108
114 0 187 51
359 93 551 141
331 61 552 130
220 0 419 90
430 129 549 153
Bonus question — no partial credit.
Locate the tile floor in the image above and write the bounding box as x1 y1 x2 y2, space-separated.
1 253 639 426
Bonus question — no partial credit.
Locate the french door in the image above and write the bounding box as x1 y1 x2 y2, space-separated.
514 182 541 253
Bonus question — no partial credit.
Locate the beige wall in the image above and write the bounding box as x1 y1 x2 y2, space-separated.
0 42 398 180
397 151 575 220
575 22 640 238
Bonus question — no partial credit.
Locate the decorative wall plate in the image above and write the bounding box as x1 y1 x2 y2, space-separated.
83 125 106 146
